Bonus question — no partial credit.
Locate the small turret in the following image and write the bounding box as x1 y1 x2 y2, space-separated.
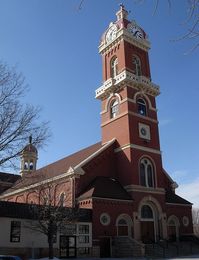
20 136 38 176
116 3 128 20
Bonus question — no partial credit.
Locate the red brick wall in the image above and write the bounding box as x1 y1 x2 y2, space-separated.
3 179 73 207
92 199 133 239
75 145 116 197
166 204 193 235
102 40 151 81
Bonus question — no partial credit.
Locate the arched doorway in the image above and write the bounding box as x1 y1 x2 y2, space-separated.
116 214 133 237
167 215 180 242
138 196 164 243
140 205 155 243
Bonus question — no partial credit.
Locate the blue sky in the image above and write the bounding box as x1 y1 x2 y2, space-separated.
0 0 198 206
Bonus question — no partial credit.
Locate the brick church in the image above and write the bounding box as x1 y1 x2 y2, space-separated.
0 5 194 258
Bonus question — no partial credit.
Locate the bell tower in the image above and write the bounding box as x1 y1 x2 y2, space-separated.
20 136 38 176
95 5 163 188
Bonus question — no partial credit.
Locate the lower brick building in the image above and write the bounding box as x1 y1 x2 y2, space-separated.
0 5 195 258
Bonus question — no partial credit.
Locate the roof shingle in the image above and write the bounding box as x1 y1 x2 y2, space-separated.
78 176 132 201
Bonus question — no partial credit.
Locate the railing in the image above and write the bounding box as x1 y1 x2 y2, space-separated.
145 240 199 259
95 70 160 99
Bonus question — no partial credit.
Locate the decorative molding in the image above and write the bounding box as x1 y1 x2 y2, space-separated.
92 197 133 203
128 111 158 123
103 93 122 114
125 184 165 194
95 69 159 100
114 143 161 155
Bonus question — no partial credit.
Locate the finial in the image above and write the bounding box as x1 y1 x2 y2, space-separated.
119 3 125 9
29 135 32 144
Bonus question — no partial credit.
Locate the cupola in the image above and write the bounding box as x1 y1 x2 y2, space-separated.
20 136 38 176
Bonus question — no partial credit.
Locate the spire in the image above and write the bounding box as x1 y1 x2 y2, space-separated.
29 135 32 144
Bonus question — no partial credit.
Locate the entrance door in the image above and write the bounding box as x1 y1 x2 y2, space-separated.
60 236 76 258
168 226 177 242
100 237 111 257
141 221 155 243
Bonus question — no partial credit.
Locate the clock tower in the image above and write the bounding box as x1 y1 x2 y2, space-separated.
95 4 162 188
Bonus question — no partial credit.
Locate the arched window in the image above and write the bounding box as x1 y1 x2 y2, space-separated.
133 56 142 76
137 98 147 116
140 158 155 188
29 161 34 170
24 161 28 170
110 99 119 118
118 219 127 225
111 56 118 78
167 216 180 242
43 196 48 205
141 205 153 219
59 192 65 206
116 215 133 237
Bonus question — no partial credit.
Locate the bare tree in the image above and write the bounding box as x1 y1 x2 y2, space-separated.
147 0 199 52
25 181 79 259
193 207 199 237
0 62 50 170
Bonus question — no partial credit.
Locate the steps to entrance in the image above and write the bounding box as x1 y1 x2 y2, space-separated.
112 237 144 257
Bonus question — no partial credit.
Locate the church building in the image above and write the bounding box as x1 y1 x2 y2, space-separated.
0 5 194 258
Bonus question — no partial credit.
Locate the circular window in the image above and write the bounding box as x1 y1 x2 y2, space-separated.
182 216 189 227
100 213 110 226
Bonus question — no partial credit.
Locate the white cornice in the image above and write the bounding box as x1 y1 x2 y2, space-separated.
78 197 133 203
114 143 161 155
95 70 160 100
125 184 165 195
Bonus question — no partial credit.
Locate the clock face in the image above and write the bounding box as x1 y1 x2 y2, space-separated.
106 24 118 43
139 123 151 140
127 24 144 39
141 127 147 136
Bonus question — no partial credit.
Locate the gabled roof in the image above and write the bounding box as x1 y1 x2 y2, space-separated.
78 176 132 201
0 172 21 194
1 140 116 197
0 172 21 183
166 191 192 205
